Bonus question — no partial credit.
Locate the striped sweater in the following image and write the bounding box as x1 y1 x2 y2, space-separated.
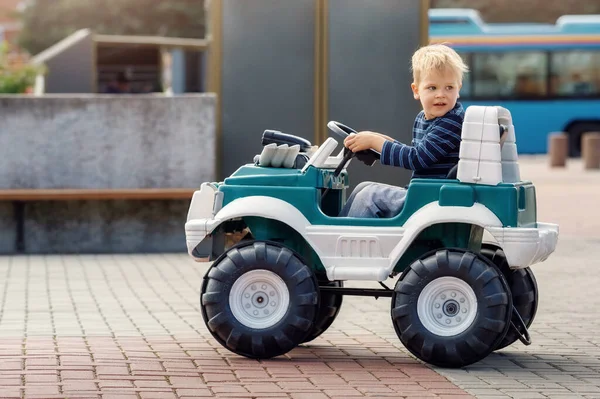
380 102 465 179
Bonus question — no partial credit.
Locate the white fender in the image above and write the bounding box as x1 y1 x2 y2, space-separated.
211 196 312 233
209 195 315 237
387 202 503 268
210 196 328 260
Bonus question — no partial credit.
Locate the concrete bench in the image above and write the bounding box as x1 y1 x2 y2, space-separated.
0 94 215 253
0 188 196 252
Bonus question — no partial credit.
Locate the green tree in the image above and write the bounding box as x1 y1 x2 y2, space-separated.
18 0 205 55
0 43 44 93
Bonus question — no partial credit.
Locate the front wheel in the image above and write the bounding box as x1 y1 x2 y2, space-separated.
201 241 319 359
392 249 513 368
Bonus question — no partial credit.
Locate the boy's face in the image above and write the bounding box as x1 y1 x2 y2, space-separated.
411 69 461 120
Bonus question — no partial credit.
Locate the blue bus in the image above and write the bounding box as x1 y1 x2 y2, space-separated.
429 8 600 156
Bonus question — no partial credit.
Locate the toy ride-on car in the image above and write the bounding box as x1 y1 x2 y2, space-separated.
185 106 558 368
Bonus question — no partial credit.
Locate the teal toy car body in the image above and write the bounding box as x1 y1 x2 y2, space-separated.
185 106 558 368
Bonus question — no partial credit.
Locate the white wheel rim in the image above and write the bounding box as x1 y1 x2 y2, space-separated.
229 270 290 329
417 277 478 337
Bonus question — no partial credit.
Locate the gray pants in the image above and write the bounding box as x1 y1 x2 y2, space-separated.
338 181 407 218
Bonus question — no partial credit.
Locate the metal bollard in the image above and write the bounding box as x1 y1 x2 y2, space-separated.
548 132 568 167
582 132 600 169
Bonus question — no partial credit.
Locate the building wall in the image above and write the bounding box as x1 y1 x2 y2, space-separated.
43 33 96 93
217 0 424 188
220 0 317 178
327 0 422 188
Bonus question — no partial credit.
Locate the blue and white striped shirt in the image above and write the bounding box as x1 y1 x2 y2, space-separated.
380 102 465 179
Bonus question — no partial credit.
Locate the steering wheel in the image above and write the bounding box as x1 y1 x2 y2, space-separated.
327 121 380 177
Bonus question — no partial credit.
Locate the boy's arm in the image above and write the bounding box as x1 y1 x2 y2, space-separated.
344 131 392 153
379 114 462 170
372 132 395 142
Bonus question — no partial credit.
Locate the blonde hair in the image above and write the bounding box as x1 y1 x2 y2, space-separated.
411 43 469 84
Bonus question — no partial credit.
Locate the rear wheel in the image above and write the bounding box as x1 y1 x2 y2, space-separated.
303 280 344 343
201 241 319 359
392 249 512 368
481 245 538 350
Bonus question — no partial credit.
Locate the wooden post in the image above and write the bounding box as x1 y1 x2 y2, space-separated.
548 132 568 167
582 132 600 170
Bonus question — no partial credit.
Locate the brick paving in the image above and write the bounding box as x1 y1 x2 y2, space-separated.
2 248 478 399
0 155 598 398
519 156 600 239
0 252 467 399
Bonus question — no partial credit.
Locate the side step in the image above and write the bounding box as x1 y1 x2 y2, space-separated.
319 286 393 299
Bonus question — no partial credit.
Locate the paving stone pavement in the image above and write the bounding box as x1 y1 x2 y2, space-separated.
0 155 598 399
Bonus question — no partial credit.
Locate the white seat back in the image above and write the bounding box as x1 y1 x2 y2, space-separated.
458 106 520 185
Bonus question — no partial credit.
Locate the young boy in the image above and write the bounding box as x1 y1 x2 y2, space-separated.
339 43 468 218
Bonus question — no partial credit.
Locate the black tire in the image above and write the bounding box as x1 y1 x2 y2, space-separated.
201 241 319 359
392 249 512 368
481 245 538 350
303 280 344 343
567 122 600 158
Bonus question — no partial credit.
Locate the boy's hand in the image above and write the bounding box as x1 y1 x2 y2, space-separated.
344 131 386 153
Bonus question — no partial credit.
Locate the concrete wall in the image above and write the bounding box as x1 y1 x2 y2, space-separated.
0 94 216 253
0 94 215 188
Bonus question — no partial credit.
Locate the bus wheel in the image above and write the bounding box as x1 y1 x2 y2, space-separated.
567 122 600 158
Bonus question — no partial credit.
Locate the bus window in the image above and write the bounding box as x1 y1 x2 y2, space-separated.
472 52 548 98
459 52 472 98
551 51 599 96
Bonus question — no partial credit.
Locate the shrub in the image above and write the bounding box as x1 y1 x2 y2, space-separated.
0 43 45 94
